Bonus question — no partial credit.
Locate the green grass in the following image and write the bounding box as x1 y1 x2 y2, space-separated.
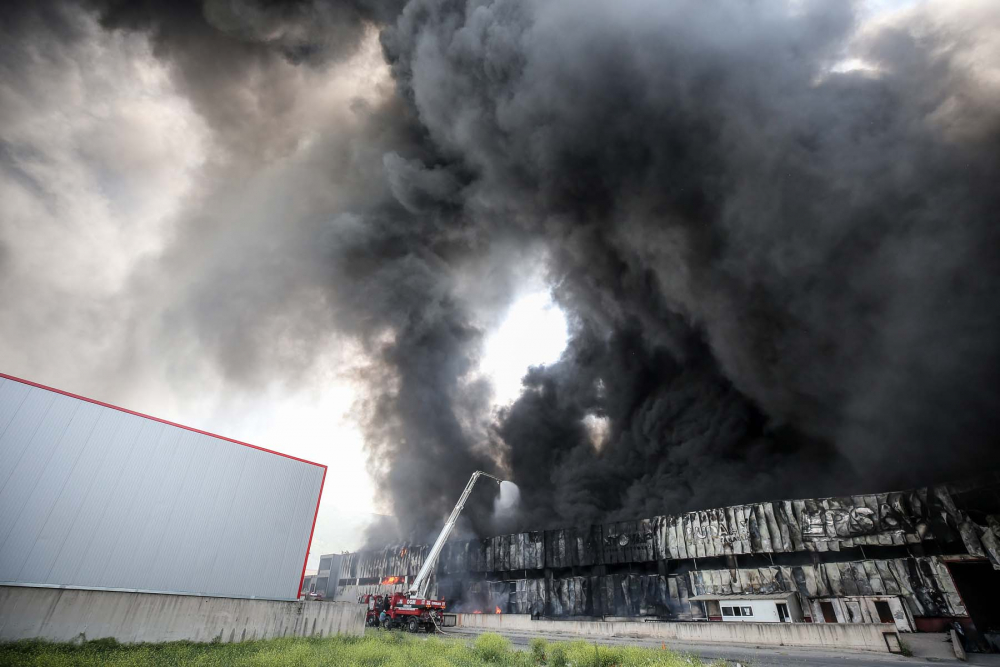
0 631 724 667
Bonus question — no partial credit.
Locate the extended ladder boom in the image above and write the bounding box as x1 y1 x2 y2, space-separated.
408 470 501 597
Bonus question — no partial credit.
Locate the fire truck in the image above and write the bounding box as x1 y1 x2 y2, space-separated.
361 471 503 632
361 592 445 632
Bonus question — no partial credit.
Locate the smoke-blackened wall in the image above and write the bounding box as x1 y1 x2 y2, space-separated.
4 0 998 541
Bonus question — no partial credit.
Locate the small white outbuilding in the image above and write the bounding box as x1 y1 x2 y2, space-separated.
691 592 804 623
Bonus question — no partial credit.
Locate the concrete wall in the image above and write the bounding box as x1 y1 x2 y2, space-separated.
0 586 365 644
454 614 901 653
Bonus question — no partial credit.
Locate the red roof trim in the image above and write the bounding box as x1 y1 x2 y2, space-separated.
0 372 327 470
298 465 327 599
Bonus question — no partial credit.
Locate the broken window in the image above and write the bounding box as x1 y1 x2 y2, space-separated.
874 601 894 624
777 603 789 622
722 606 733 616
732 607 742 616
742 606 753 616
821 601 838 623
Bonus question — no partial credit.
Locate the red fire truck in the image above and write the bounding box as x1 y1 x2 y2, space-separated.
360 471 503 632
361 592 446 632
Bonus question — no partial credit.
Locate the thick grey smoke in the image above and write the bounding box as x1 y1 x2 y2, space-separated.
380 0 1000 529
2 0 998 541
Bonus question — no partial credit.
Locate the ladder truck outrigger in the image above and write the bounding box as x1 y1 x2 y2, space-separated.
362 470 503 632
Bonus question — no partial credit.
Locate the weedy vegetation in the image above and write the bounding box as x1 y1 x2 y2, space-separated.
0 631 726 666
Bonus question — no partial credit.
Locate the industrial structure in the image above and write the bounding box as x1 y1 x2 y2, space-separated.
0 373 326 601
335 475 1000 648
302 553 348 600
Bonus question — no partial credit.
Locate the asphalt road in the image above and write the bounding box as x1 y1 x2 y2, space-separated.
442 627 977 667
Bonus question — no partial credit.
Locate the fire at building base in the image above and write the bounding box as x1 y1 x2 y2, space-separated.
317 475 1000 652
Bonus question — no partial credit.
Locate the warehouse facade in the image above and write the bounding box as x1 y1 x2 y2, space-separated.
301 553 347 600
336 475 1000 646
0 373 326 601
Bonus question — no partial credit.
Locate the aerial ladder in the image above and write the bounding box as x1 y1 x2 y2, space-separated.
362 471 502 632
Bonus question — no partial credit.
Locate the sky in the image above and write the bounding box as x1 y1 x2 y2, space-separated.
2 0 996 570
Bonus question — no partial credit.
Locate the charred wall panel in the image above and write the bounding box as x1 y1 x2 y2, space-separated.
439 541 466 576
602 520 657 564
495 531 545 571
686 557 966 618
660 483 1000 561
545 526 600 568
339 544 427 581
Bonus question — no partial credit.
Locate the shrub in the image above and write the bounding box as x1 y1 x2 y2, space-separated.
472 633 514 663
548 644 568 667
529 637 547 664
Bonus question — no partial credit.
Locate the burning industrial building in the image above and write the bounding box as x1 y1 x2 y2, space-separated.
328 474 1000 648
4 0 999 651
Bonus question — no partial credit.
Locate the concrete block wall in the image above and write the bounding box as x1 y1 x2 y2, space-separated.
454 613 901 653
0 586 366 644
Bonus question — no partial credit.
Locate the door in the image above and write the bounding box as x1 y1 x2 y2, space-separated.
777 603 790 623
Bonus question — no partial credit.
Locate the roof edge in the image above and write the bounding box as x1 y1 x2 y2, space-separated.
0 371 327 470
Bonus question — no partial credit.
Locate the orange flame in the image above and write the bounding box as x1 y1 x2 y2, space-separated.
472 610 483 614
380 576 403 585
399 548 408 557
495 606 502 614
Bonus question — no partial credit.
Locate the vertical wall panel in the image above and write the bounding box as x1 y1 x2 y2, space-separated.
0 375 325 600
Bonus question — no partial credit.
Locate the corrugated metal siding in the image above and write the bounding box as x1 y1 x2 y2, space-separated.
0 376 325 600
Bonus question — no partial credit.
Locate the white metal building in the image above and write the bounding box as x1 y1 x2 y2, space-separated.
691 592 804 623
0 373 326 601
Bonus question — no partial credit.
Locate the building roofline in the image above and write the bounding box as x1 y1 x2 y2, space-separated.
0 371 327 469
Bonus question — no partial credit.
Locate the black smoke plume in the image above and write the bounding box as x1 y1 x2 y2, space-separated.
3 0 999 542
